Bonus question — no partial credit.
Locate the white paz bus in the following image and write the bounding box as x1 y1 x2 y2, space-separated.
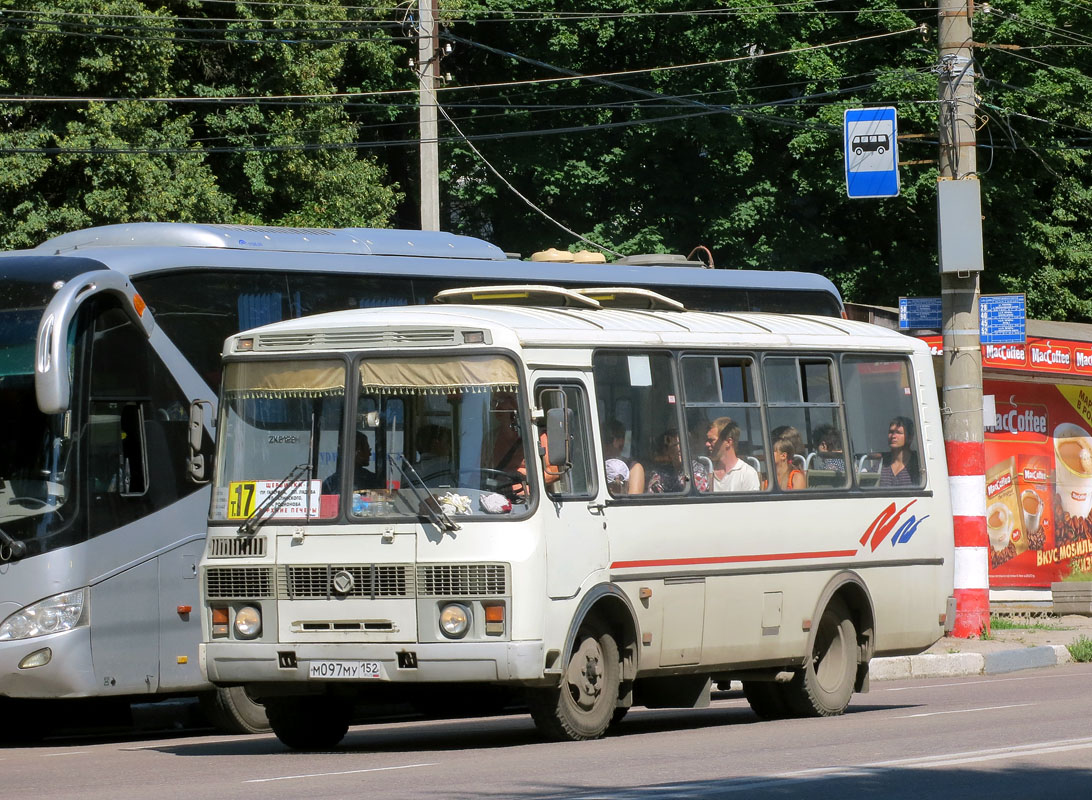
199 285 955 749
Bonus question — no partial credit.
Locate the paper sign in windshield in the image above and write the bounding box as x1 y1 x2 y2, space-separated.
225 480 321 520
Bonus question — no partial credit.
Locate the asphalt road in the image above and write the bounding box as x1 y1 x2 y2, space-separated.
6 664 1092 799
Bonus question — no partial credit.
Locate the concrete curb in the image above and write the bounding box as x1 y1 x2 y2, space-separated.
870 644 1072 681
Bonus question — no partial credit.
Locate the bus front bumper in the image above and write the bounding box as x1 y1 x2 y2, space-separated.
201 639 546 686
0 627 98 699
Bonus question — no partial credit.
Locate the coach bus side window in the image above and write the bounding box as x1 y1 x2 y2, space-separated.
762 356 849 491
592 352 685 496
681 355 766 493
840 356 924 490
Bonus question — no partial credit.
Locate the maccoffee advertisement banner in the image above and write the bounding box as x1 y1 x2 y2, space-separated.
986 378 1092 587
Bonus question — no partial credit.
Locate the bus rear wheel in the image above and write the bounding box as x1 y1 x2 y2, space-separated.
742 681 791 720
784 597 858 717
199 686 270 734
528 622 620 741
266 696 350 751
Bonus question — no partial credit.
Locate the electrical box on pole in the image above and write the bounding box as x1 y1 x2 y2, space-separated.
938 180 984 273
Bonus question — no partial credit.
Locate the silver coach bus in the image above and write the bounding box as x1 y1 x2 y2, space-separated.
0 222 843 739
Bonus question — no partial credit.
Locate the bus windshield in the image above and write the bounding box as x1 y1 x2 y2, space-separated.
0 287 76 556
211 354 531 524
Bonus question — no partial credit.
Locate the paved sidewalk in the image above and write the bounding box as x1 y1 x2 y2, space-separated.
869 611 1092 681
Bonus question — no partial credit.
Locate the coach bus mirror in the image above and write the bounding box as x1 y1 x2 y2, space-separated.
545 407 573 472
188 400 213 484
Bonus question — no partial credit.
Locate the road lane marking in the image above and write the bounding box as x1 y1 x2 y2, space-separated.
882 670 1083 692
894 702 1032 718
244 762 437 783
39 751 92 757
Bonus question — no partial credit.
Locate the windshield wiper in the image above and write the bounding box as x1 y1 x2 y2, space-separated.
387 453 460 533
0 525 26 561
237 462 312 536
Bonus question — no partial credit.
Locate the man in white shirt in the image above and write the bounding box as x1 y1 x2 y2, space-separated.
707 416 760 492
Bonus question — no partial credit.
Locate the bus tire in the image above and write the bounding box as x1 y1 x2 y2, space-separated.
742 681 791 720
784 597 857 717
266 697 350 751
199 686 271 734
528 622 620 741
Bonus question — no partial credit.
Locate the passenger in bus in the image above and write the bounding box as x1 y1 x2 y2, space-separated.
322 433 381 494
772 436 805 490
812 424 846 472
878 416 920 487
771 425 805 471
603 418 644 495
707 416 761 492
687 416 711 493
646 430 686 493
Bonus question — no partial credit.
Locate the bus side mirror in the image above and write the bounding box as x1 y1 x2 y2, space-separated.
545 406 573 472
188 400 213 484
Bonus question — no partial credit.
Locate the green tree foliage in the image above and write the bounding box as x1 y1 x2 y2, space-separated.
2 1 1091 320
438 1 1092 318
0 0 403 249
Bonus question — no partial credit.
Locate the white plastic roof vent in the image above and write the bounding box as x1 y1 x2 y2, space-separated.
433 284 601 309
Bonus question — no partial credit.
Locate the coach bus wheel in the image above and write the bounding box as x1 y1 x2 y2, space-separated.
784 597 857 717
266 696 350 751
528 622 620 741
199 686 270 734
742 681 791 720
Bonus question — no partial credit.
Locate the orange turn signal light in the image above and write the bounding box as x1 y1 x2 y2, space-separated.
211 607 229 625
484 605 504 623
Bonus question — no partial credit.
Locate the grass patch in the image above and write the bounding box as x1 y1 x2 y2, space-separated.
989 615 1065 631
1067 635 1092 662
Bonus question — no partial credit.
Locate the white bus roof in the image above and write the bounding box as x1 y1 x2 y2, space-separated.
231 299 924 355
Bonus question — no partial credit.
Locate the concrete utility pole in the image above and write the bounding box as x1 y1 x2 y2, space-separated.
418 0 440 231
938 0 989 637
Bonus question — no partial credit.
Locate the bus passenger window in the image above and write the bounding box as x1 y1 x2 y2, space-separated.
681 355 765 493
593 352 684 496
840 357 924 490
763 356 848 491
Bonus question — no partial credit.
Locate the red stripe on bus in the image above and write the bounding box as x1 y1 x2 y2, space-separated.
952 515 987 548
945 440 985 476
611 550 859 569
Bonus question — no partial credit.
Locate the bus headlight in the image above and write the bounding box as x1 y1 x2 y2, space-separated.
0 589 87 641
234 606 262 639
439 603 470 639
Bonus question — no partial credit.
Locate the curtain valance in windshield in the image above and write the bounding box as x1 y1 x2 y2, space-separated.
359 355 518 396
223 361 345 399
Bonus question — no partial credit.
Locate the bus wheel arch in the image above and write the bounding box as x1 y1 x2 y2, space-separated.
529 584 638 741
785 572 875 717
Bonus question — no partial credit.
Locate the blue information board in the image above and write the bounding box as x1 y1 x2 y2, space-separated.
980 294 1026 344
899 297 942 330
844 107 900 198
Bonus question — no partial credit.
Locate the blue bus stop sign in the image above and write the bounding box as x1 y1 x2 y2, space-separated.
844 107 899 198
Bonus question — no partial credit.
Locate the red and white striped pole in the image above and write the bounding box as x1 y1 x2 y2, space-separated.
948 440 989 637
938 0 989 637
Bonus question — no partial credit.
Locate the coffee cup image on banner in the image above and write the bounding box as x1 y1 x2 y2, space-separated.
1054 422 1092 519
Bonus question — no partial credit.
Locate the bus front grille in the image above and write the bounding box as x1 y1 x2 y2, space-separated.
280 565 414 599
205 566 275 599
207 536 267 558
417 564 508 597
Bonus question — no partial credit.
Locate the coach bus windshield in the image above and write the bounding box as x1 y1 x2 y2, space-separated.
211 354 531 524
0 277 78 559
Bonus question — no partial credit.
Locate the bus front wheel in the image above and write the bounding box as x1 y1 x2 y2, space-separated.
266 696 350 751
784 597 857 717
528 622 620 741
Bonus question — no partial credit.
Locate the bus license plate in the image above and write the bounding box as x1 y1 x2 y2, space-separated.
308 660 383 680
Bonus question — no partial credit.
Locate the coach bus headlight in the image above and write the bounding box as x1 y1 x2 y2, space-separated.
439 603 470 639
0 589 87 641
233 606 262 639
